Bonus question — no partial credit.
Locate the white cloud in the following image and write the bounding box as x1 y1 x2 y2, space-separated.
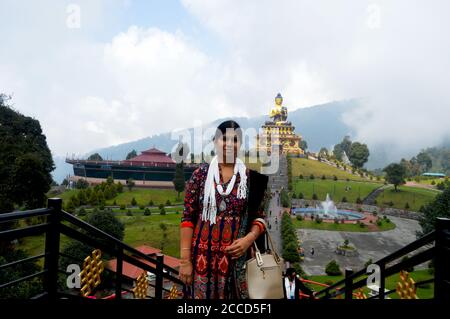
1 0 450 164
182 0 450 156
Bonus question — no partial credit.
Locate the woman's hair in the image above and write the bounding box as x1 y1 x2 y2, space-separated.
213 120 243 143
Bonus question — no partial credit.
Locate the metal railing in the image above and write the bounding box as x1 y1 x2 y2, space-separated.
313 217 450 300
0 198 184 300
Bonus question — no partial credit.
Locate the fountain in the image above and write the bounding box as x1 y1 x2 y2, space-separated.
293 193 364 221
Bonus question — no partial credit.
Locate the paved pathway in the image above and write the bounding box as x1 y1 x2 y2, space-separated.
297 216 425 275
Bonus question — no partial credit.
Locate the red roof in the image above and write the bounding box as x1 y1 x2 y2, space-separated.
126 147 175 164
106 245 180 280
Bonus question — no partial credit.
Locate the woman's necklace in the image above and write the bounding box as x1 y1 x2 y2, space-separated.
216 164 238 212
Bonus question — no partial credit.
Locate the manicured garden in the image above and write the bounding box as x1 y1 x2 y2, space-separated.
292 179 382 204
375 185 439 212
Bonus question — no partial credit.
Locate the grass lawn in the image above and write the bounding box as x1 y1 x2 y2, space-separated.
292 179 382 204
291 158 378 182
51 188 185 207
292 218 395 232
376 185 439 211
104 188 184 206
309 269 434 299
16 211 183 265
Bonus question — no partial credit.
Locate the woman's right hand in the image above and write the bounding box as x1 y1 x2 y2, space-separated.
179 260 193 285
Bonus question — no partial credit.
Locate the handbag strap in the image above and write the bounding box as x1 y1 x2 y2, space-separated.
252 218 282 264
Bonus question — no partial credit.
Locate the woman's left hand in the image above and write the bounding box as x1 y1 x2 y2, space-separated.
225 237 252 260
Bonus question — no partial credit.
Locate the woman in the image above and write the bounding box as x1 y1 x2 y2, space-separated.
179 120 269 299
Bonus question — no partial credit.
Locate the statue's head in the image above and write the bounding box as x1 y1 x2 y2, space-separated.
275 93 283 106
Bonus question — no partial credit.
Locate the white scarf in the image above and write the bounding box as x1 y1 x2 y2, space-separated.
202 155 247 225
285 277 296 299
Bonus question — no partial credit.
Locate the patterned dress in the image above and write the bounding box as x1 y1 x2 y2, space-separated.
181 162 264 299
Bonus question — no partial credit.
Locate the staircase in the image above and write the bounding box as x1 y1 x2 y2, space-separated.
267 154 288 191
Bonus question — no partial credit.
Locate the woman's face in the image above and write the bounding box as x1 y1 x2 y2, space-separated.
215 130 241 164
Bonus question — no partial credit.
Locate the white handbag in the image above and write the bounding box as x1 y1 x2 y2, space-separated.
245 218 284 299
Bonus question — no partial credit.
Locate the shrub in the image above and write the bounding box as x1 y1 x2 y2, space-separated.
120 204 126 210
126 210 133 216
325 260 342 276
356 197 362 204
312 193 318 200
296 215 303 221
78 208 86 216
377 220 382 226
166 200 171 206
431 180 436 185
310 174 315 180
333 175 338 181
388 201 394 207
298 192 304 199
144 208 151 216
159 203 164 210
322 175 326 180
404 202 410 210
139 205 145 210
292 193 297 199
299 174 304 179
342 197 348 203
149 200 154 206
160 207 166 215
131 197 137 206
113 200 117 206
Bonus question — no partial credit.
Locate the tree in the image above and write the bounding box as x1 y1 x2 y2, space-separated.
76 178 89 189
0 95 54 212
325 260 342 276
416 152 432 173
106 176 114 185
127 178 135 192
333 136 352 161
418 187 450 236
116 182 123 193
1 95 54 255
62 178 69 186
173 162 186 200
299 140 308 151
87 153 103 161
126 150 137 160
348 142 370 169
383 163 406 191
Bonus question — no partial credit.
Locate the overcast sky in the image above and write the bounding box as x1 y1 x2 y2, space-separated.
1 0 449 158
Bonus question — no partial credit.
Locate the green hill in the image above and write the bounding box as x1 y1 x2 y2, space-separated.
291 157 377 182
375 185 440 212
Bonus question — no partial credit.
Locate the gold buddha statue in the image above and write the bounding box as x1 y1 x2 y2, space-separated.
269 93 288 124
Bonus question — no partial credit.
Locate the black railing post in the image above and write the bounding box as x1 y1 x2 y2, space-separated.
115 247 123 300
344 268 353 300
434 217 450 302
44 198 62 300
155 253 164 299
379 263 385 300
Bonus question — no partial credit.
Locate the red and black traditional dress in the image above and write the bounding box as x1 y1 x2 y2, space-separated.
181 162 268 299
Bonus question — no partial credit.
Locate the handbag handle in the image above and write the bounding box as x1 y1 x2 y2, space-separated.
251 218 282 265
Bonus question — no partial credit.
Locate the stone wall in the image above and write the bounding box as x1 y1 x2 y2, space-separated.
291 199 422 221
